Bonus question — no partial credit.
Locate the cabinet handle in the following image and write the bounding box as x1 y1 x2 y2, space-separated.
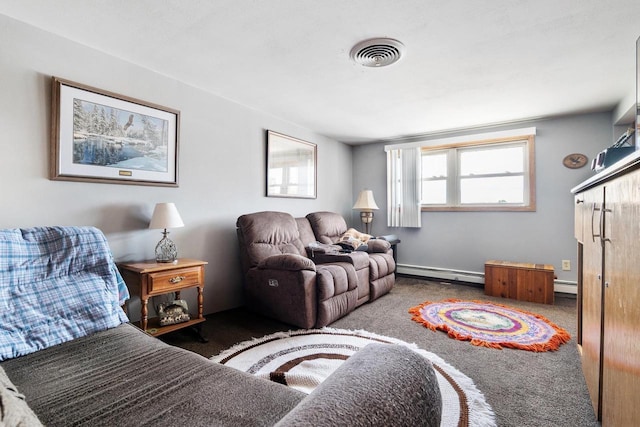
601 208 612 244
169 275 186 284
576 199 584 204
591 204 601 242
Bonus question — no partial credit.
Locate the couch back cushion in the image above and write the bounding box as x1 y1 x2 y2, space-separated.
295 217 317 247
306 212 348 244
0 226 129 361
236 212 306 269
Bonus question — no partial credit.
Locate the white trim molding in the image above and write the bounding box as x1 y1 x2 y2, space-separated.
384 127 537 151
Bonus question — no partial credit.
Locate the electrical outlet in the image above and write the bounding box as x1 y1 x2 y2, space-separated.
562 260 571 271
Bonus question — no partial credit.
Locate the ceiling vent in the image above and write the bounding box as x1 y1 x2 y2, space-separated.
350 38 405 67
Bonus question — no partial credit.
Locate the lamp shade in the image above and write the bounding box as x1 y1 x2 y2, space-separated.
149 203 185 229
352 190 379 211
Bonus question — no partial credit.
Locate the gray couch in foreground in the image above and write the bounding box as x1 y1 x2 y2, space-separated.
1 324 442 427
0 226 441 427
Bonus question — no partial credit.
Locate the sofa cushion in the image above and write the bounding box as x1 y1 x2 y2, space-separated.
306 212 348 244
0 226 129 361
315 263 358 328
0 366 43 427
237 212 307 269
368 252 395 279
1 324 305 427
315 263 357 301
295 217 317 247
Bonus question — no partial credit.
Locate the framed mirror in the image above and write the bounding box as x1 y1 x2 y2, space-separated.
266 130 317 198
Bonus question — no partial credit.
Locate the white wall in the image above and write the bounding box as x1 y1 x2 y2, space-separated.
0 15 354 319
351 112 613 290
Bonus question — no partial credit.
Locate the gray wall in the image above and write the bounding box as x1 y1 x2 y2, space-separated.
0 14 624 315
351 112 613 288
0 15 354 319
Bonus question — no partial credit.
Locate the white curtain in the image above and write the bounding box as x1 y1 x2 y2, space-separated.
386 147 421 228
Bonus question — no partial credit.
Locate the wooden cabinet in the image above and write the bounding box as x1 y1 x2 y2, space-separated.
599 171 640 427
574 165 640 426
119 259 208 341
576 185 604 417
484 260 555 304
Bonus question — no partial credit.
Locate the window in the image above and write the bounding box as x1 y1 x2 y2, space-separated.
421 134 535 211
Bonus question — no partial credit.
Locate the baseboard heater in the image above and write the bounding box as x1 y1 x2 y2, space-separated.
397 263 577 295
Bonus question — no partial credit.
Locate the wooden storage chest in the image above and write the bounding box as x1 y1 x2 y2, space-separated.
484 260 555 304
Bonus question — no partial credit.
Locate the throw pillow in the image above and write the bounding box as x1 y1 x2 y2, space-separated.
337 228 372 251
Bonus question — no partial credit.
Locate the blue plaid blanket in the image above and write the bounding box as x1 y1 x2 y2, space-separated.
0 226 129 361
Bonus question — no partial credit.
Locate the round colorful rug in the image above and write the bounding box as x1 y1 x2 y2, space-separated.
211 328 496 427
409 299 571 351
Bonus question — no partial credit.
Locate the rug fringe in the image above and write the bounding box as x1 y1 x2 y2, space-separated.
408 298 571 352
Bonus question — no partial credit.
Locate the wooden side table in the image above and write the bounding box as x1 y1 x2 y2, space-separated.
385 236 401 271
119 258 209 342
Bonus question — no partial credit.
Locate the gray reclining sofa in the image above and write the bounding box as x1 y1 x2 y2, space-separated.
236 211 396 329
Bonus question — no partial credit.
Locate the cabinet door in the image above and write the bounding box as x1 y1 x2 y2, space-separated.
580 185 604 418
601 169 640 426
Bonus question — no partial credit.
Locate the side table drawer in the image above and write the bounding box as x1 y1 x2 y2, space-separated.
148 266 203 294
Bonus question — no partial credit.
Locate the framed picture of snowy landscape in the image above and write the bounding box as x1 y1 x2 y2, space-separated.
50 77 179 186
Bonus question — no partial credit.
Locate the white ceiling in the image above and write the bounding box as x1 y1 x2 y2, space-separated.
1 0 639 144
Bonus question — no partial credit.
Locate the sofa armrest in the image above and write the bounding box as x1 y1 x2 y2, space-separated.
275 343 442 427
365 239 392 253
258 254 316 272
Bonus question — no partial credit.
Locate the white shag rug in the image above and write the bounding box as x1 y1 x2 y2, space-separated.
211 327 496 427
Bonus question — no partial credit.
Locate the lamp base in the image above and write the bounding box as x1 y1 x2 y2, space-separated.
360 211 374 235
155 230 178 263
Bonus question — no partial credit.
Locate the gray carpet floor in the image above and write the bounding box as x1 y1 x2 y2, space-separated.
161 276 599 427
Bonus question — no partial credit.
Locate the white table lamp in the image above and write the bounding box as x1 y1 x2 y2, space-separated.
149 202 184 263
353 189 379 234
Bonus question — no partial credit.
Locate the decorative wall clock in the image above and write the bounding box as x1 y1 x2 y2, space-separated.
562 153 588 169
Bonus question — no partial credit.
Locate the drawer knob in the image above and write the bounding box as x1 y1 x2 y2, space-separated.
169 275 186 284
